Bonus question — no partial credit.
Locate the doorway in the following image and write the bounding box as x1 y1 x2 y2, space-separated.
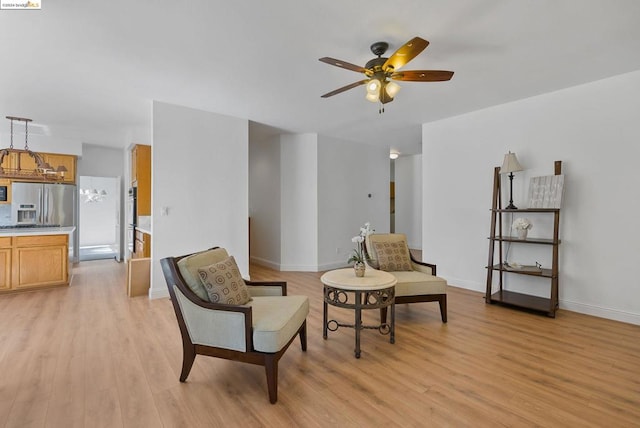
78 176 120 261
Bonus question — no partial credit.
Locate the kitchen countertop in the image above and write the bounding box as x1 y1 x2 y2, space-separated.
136 226 151 235
0 226 76 237
137 216 151 235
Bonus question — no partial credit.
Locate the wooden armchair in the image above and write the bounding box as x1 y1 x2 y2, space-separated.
160 247 308 404
364 233 447 323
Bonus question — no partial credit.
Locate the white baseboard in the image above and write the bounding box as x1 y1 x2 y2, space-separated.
279 264 320 272
559 300 640 325
148 287 169 300
318 261 349 271
443 275 485 293
445 275 640 326
249 256 280 271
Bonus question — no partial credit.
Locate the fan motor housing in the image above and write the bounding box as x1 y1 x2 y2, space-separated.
370 41 389 56
365 57 387 71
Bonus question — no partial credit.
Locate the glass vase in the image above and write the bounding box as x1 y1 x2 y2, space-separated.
354 262 365 277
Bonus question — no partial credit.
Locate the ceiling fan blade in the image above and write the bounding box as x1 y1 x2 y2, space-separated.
382 37 429 71
391 70 454 82
319 57 369 74
321 79 368 98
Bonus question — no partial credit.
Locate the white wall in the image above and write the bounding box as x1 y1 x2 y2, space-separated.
280 134 318 271
423 70 640 325
78 143 126 259
0 133 83 157
248 135 281 269
317 135 389 269
78 176 118 246
150 101 249 298
395 154 422 249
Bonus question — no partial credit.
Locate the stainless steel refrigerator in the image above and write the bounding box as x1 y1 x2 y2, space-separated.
11 182 77 261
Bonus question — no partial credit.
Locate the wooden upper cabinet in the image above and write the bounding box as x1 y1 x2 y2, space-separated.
0 151 76 184
44 153 77 184
13 151 38 172
131 144 151 216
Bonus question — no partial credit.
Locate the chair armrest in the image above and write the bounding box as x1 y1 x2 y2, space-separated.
245 280 287 296
410 254 437 275
173 285 254 352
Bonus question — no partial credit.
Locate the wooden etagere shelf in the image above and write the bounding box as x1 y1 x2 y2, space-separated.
485 160 562 317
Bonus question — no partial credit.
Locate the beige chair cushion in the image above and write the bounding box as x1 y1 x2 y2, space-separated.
198 256 252 305
177 248 230 301
249 295 309 353
391 271 447 297
372 240 412 271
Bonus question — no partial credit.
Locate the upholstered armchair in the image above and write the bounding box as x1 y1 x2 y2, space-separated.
160 247 309 404
364 233 447 323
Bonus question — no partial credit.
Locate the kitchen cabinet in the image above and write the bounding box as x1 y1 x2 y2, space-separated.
0 151 76 183
0 232 71 293
0 237 11 290
12 234 68 290
43 153 77 184
131 144 151 216
134 230 151 258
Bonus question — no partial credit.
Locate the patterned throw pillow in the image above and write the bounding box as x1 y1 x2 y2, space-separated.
372 240 412 272
197 256 252 305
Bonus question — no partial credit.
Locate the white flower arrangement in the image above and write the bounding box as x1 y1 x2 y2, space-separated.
348 222 375 264
512 218 533 231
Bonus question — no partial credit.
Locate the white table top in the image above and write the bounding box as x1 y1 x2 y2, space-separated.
321 268 396 291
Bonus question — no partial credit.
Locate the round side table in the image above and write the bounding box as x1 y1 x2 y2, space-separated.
321 268 396 358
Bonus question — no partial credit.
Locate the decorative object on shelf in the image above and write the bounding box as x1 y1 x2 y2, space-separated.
347 222 375 277
0 116 67 181
512 217 532 240
528 175 565 209
499 151 524 210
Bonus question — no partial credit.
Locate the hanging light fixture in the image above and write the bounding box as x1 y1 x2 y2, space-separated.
0 116 66 181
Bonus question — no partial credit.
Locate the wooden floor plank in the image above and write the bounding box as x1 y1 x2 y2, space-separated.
0 259 638 427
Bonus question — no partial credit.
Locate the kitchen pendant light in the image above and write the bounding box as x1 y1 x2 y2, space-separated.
0 116 67 181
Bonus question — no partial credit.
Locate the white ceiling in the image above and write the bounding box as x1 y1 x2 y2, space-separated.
1 0 639 155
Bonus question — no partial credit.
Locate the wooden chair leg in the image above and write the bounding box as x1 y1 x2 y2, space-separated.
299 320 307 351
179 345 196 382
265 355 278 404
439 295 448 323
380 307 388 324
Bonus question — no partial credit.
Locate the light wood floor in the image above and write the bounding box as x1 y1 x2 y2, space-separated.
0 260 639 427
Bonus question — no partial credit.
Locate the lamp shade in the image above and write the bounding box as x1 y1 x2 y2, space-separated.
385 81 401 98
500 152 523 174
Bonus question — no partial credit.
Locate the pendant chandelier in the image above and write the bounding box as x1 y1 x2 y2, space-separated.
80 187 108 203
0 116 67 180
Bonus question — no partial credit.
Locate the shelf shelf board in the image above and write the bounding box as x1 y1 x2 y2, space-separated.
488 290 555 315
488 264 555 278
488 236 559 245
492 208 559 213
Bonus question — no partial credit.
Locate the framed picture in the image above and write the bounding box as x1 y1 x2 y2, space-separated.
528 175 564 209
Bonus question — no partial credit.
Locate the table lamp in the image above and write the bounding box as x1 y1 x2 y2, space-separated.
500 152 523 210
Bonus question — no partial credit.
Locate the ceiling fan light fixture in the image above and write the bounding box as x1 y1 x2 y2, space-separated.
365 92 379 103
385 81 401 98
366 79 381 95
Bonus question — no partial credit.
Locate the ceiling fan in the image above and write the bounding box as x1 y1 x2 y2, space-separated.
319 36 454 111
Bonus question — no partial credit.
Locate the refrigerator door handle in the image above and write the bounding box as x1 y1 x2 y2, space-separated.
39 187 44 224
44 187 50 224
